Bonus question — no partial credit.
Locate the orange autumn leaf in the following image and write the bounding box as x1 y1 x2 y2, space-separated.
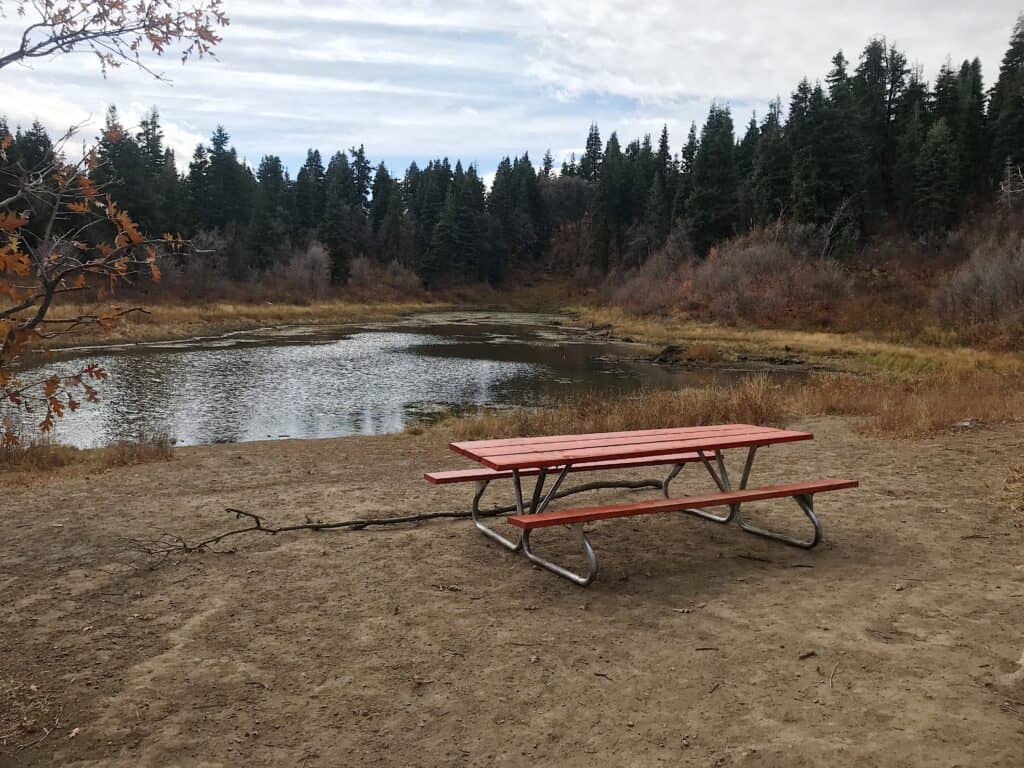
78 175 99 199
66 201 91 214
0 211 29 232
1 239 32 277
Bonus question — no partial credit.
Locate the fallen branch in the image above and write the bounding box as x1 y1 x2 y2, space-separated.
122 479 663 558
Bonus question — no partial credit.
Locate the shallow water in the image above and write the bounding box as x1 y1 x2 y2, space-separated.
14 312 770 448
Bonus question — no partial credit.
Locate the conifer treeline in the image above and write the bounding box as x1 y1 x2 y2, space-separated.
3 17 1024 285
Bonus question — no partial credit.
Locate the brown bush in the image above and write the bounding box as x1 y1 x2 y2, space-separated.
688 227 848 326
347 257 424 301
933 232 1024 331
602 234 692 315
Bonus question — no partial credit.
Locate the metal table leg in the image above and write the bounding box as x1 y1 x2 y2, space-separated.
736 492 822 549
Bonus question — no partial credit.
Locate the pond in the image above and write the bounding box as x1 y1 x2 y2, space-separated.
13 312 774 448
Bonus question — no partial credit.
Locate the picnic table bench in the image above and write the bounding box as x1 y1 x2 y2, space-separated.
426 424 857 586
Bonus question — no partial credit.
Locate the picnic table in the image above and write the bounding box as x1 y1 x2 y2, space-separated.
426 424 857 586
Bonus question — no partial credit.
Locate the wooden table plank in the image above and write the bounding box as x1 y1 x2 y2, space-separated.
452 425 813 471
451 423 762 452
460 427 782 461
450 424 784 462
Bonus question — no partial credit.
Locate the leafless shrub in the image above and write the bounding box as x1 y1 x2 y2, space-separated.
603 233 692 314
934 234 1024 329
347 257 423 301
264 243 331 302
690 227 848 325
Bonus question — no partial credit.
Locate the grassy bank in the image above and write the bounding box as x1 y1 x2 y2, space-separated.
0 432 174 478
572 305 1024 377
437 370 1024 441
34 299 447 350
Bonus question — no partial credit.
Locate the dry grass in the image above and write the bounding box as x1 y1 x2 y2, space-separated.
442 375 785 441
684 342 722 363
436 368 1024 443
34 299 443 350
0 431 174 477
791 371 1024 436
573 305 1024 378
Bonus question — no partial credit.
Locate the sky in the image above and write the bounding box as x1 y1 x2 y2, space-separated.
1 1 1021 181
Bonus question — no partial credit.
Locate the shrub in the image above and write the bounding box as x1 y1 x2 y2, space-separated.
934 234 1024 329
347 257 424 301
689 227 848 326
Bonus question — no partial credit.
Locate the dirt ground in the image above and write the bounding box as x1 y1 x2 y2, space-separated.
2 416 1023 767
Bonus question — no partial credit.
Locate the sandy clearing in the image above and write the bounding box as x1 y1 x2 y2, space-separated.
2 417 1023 767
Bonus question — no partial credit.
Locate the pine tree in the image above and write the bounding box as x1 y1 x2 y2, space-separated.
137 108 166 173
656 124 673 180
422 188 457 286
894 92 926 224
643 172 670 247
321 166 355 284
687 104 738 255
186 143 211 232
789 81 828 223
957 58 988 199
380 185 406 265
94 106 155 230
735 114 759 228
932 61 962 129
349 144 372 210
752 98 791 222
541 149 554 179
855 40 907 225
822 52 864 222
249 155 290 271
989 15 1024 174
589 133 627 271
293 149 326 247
580 123 603 182
204 126 255 232
674 122 699 223
914 119 960 234
369 162 394 235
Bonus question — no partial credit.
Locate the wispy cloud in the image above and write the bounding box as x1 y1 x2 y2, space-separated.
0 0 1019 176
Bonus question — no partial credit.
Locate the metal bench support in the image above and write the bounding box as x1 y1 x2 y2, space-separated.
469 450 825 585
737 492 821 549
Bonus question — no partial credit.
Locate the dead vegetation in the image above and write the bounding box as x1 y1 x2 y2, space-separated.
438 369 1024 441
0 431 173 476
443 376 783 441
596 213 1024 350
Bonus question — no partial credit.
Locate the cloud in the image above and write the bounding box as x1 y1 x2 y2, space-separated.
1 0 1020 178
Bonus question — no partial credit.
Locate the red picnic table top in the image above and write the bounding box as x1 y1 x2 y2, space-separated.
450 424 813 472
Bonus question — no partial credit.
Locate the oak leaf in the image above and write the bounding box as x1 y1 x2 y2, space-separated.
0 212 29 232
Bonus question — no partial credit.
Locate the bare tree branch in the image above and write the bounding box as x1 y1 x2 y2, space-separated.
120 481 666 560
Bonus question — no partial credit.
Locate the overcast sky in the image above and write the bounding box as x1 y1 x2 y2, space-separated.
1 1 1021 179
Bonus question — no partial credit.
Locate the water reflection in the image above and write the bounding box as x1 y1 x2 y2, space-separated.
15 314 739 448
